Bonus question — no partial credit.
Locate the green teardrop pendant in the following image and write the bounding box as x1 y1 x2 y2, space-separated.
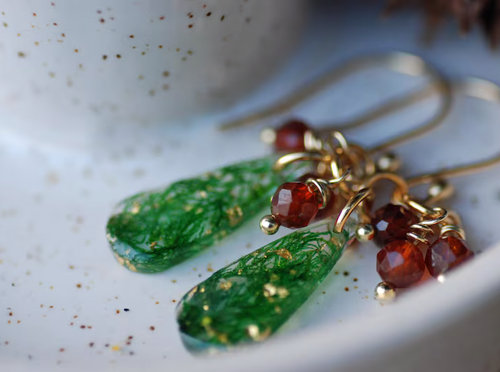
106 156 301 273
176 220 354 349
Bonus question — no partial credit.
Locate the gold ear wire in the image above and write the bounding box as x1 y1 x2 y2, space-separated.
219 52 452 153
407 77 500 189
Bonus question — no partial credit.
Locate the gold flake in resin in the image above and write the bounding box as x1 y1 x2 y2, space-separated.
263 283 277 298
218 333 229 344
226 206 243 226
131 202 140 214
277 287 289 298
270 274 279 282
219 280 232 291
275 248 293 260
106 233 117 244
201 316 212 327
183 205 194 212
246 325 260 340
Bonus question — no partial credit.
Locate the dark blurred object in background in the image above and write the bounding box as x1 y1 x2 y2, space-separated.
385 0 500 47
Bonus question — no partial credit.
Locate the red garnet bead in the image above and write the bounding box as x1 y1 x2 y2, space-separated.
372 204 419 247
376 240 425 288
425 236 474 278
274 120 310 152
271 182 319 228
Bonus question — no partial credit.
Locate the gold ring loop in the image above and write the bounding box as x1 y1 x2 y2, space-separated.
331 131 350 153
349 144 377 177
335 188 372 233
419 207 448 225
273 152 328 172
404 199 445 219
328 168 351 185
440 225 466 240
306 178 330 209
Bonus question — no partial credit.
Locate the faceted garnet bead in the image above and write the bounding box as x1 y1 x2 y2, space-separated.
271 182 319 228
376 240 425 288
425 236 474 278
372 204 419 247
274 120 310 152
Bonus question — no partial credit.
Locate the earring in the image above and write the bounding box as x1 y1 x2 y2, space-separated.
368 77 500 301
175 143 372 349
364 173 464 301
106 52 450 273
174 115 446 349
175 77 500 351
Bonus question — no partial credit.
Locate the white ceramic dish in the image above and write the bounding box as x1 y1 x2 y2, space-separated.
0 0 306 147
2 2 500 372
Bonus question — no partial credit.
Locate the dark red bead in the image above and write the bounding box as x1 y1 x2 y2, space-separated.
425 236 474 278
271 182 319 228
377 240 425 288
274 120 310 152
372 204 419 247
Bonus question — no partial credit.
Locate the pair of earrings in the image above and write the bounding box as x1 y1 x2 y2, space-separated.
105 52 499 351
106 52 450 273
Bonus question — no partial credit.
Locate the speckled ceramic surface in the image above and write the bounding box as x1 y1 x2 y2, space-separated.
0 0 306 146
2 2 500 372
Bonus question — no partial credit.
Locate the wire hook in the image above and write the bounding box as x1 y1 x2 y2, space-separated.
220 52 452 154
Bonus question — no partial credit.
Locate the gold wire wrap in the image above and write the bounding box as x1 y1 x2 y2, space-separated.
440 225 466 240
328 168 352 185
407 225 436 246
418 207 448 225
406 207 448 246
438 210 466 240
305 178 330 210
403 200 445 219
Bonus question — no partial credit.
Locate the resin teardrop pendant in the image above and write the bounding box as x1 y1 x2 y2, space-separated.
176 219 356 350
106 157 302 273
